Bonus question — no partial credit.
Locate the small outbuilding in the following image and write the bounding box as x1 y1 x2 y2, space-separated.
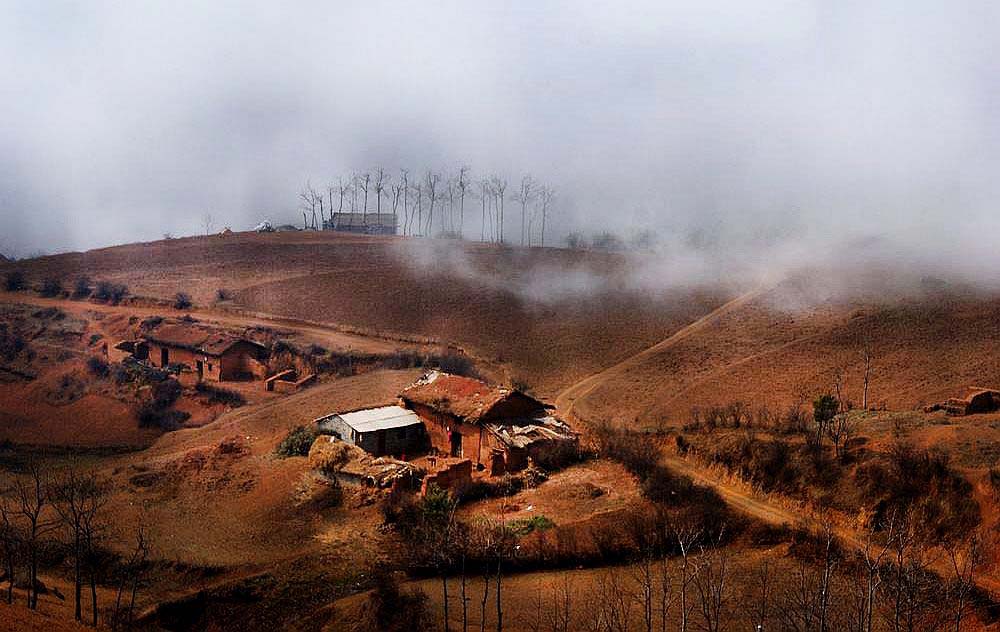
315 405 427 458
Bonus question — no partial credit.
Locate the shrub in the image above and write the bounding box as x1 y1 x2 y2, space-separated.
39 278 63 297
173 292 192 310
275 425 316 458
86 356 109 378
152 379 182 408
4 270 26 292
73 276 92 298
509 515 555 536
94 280 128 304
136 406 189 431
433 348 477 377
140 316 163 330
0 328 26 361
194 382 245 407
215 288 233 301
366 571 432 632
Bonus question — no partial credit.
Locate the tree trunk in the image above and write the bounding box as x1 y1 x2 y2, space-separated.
74 533 82 621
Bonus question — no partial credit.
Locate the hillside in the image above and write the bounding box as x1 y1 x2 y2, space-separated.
0 232 729 396
570 271 1000 430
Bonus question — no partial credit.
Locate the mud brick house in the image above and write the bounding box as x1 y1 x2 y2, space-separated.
315 405 427 457
325 212 397 235
144 323 269 382
400 371 576 475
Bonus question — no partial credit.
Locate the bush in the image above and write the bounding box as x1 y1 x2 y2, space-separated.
39 278 63 297
855 443 980 542
94 280 128 304
0 327 26 361
194 382 245 407
509 515 555 536
86 356 109 378
73 276 91 298
136 406 189 431
4 270 26 292
152 379 182 408
275 425 316 458
215 288 233 301
366 571 432 632
173 292 192 310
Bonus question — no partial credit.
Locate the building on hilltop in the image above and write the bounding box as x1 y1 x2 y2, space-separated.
324 212 397 235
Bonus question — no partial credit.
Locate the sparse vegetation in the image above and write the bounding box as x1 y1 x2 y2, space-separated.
93 280 128 304
275 425 316 458
194 381 245 407
173 292 192 310
135 378 189 430
86 355 109 377
72 275 92 298
38 277 63 297
4 270 25 291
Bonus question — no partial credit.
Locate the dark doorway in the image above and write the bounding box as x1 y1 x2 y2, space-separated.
196 360 204 381
450 430 462 457
376 430 387 456
160 348 169 366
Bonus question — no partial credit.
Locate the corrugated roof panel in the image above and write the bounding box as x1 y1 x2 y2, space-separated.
339 405 423 432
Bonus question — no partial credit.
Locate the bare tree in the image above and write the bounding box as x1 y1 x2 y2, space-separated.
515 175 536 247
492 176 508 244
373 167 388 220
111 523 150 632
359 172 371 226
299 182 321 229
201 212 214 235
857 512 896 632
0 492 16 604
15 462 58 610
457 166 470 238
52 467 107 623
945 530 982 632
826 413 858 459
675 523 702 632
694 532 731 632
537 187 554 247
424 171 441 237
390 180 405 236
399 170 410 235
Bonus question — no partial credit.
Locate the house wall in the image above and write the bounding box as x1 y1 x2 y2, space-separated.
146 342 223 381
316 415 426 457
407 402 487 464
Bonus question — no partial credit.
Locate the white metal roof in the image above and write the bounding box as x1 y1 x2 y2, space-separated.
336 405 423 433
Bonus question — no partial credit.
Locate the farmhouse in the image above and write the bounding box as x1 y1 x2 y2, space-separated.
325 212 397 235
144 323 269 382
315 405 427 457
926 387 1000 416
400 371 576 474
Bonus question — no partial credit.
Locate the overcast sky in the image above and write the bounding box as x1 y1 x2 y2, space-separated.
2 1 1000 263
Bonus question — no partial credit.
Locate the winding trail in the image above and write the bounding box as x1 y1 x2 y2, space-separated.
555 288 1000 595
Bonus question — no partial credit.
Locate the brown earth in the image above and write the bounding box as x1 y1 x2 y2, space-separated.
8 233 1000 628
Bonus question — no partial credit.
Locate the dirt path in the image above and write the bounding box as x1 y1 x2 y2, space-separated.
555 287 1000 595
0 291 411 354
554 289 760 414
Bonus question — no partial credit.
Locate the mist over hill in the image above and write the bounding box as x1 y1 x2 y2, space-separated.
3 1 1000 285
